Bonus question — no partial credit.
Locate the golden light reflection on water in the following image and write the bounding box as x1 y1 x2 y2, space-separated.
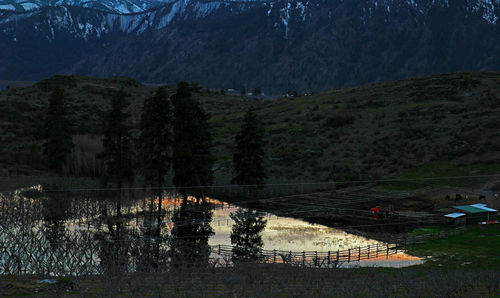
3 189 423 270
207 205 422 267
343 253 424 268
23 192 420 266
210 204 377 252
137 197 419 261
150 196 228 207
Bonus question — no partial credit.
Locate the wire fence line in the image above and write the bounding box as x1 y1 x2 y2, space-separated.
0 182 475 232
0 185 452 244
0 185 416 231
0 187 448 241
0 225 466 276
393 226 467 247
0 183 445 237
1 171 499 194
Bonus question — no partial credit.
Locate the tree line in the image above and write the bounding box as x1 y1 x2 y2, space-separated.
42 81 269 265
43 82 267 202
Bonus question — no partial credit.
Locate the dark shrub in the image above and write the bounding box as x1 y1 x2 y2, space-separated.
324 112 355 128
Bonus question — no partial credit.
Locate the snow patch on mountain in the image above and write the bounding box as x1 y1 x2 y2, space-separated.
279 2 291 38
157 2 183 27
20 3 38 10
193 1 221 18
363 0 500 24
0 4 16 10
473 0 499 23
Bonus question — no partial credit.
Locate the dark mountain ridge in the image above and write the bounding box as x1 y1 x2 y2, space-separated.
0 0 499 93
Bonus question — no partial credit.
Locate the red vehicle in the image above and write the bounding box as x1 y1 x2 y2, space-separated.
370 205 396 219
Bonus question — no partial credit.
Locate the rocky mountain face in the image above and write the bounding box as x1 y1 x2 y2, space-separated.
0 0 499 93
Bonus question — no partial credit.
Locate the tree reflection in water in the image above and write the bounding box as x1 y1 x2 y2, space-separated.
230 208 267 264
169 197 214 267
42 192 70 249
94 192 133 274
132 211 164 272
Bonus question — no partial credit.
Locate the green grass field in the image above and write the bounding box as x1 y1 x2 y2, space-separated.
409 224 500 271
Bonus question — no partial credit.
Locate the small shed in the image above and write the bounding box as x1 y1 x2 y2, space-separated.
453 204 498 224
444 213 466 226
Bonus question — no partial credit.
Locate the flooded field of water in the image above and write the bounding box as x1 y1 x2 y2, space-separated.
0 186 421 274
209 204 381 251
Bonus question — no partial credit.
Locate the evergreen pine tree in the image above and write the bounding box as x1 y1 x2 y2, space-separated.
230 208 267 263
171 82 214 199
232 109 267 186
100 90 134 216
44 87 73 172
137 87 173 215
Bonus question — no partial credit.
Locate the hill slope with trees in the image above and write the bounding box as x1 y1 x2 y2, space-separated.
1 72 500 187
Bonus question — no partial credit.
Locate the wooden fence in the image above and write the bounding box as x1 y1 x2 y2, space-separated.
212 227 467 268
211 243 399 269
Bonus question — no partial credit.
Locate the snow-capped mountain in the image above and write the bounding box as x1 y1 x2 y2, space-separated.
0 0 176 13
0 0 499 92
0 1 276 39
3 0 497 39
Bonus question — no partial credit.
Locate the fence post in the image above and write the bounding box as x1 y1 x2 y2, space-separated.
273 250 277 264
386 244 389 259
358 247 361 261
336 250 339 264
367 245 370 259
302 251 305 266
218 244 221 255
348 249 351 263
376 244 379 258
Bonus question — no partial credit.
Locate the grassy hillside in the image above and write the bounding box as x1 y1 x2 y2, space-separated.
1 72 500 188
213 71 500 185
0 75 256 177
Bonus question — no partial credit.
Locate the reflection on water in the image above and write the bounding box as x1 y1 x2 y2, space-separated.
210 205 380 252
0 186 421 273
342 254 424 268
42 192 70 249
169 198 214 267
